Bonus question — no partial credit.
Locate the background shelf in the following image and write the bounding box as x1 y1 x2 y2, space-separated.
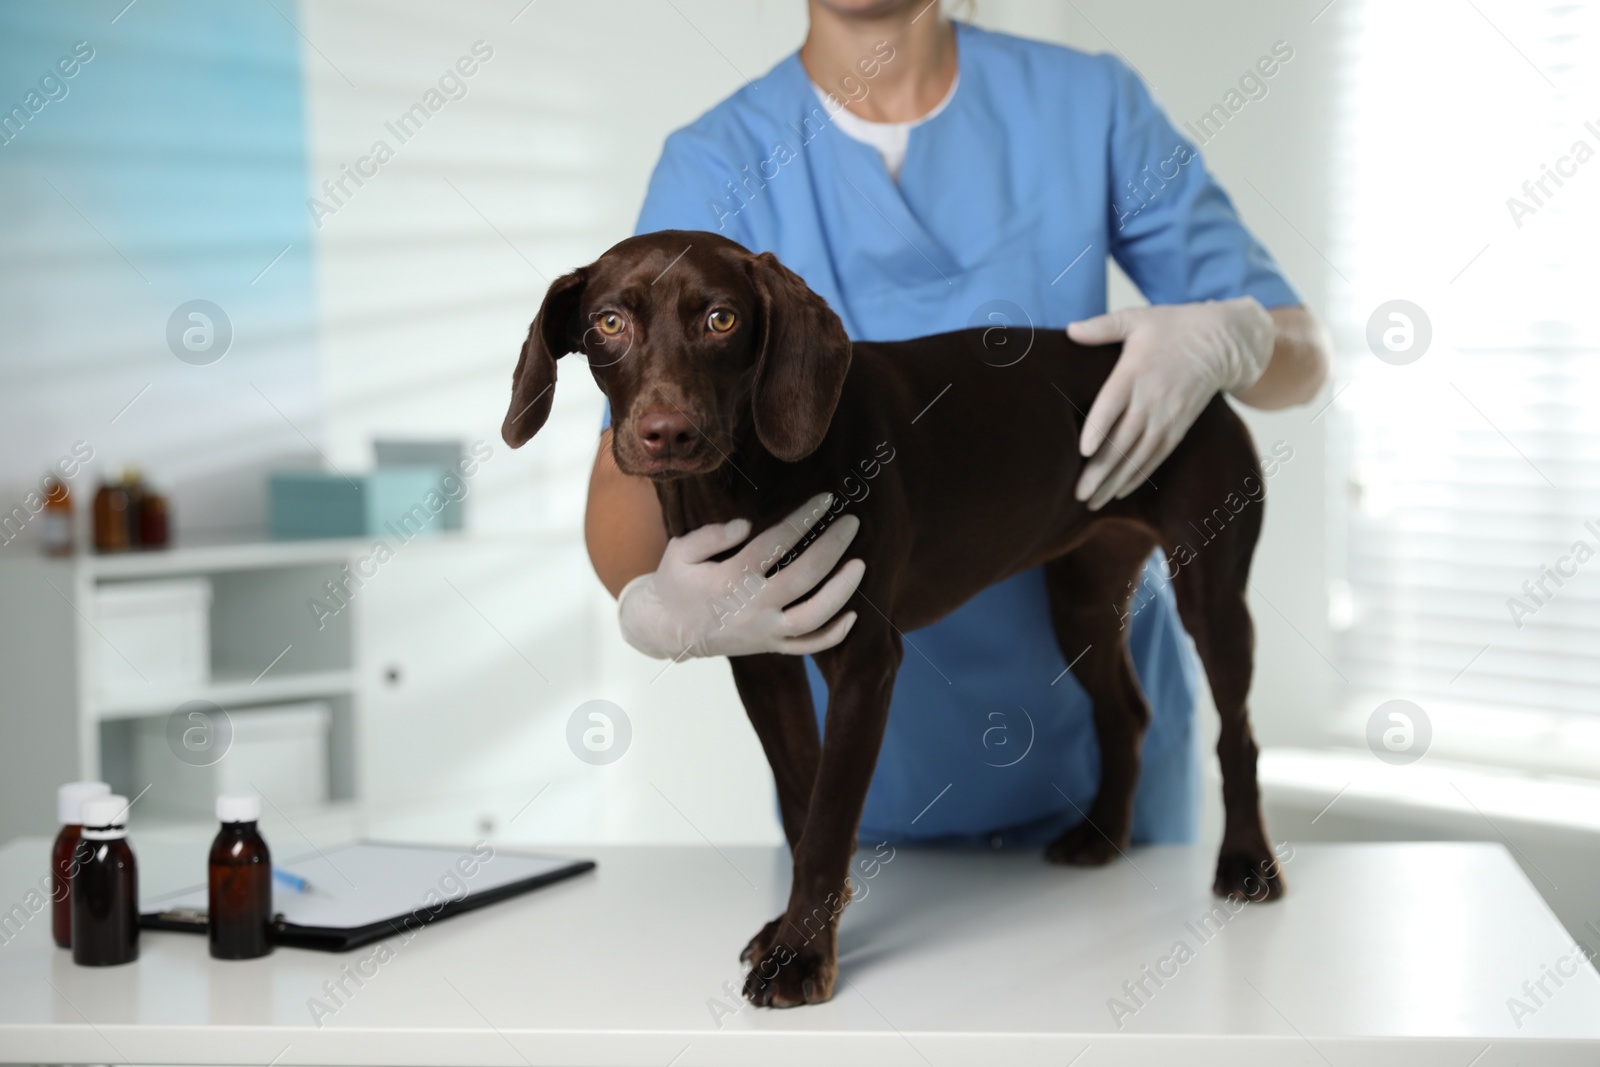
91 668 358 721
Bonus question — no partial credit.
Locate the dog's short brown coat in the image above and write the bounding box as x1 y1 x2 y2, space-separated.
504 230 1285 1008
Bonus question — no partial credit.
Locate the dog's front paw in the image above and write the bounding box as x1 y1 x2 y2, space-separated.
741 923 836 1008
739 916 783 966
1044 818 1124 867
1212 843 1286 902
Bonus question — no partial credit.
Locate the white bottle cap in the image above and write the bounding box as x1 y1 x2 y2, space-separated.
81 795 130 829
58 781 111 824
216 794 261 823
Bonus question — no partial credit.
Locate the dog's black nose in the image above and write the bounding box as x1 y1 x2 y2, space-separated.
637 407 698 458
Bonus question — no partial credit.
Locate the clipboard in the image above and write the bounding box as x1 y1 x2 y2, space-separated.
140 840 595 952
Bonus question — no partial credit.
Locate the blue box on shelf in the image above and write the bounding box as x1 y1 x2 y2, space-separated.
374 440 465 532
268 469 451 541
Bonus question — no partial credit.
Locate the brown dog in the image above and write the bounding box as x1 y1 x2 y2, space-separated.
503 229 1285 1008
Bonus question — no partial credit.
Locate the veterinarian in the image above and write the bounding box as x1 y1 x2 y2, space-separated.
586 0 1329 849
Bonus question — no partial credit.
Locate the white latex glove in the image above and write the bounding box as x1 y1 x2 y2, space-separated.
1067 296 1275 510
618 492 867 660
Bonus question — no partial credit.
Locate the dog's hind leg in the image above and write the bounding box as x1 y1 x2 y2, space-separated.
1160 475 1285 902
1041 526 1160 867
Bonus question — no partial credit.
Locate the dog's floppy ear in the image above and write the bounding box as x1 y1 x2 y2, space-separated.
746 251 852 462
502 268 586 448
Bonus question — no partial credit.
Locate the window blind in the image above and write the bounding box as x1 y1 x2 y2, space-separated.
1330 0 1600 727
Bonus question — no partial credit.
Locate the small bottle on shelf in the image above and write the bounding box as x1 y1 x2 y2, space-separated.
41 477 75 556
208 794 274 960
51 781 111 948
137 489 170 548
71 795 139 967
92 477 130 553
121 468 146 549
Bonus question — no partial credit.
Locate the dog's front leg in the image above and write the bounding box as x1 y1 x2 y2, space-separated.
742 624 901 1008
728 653 821 852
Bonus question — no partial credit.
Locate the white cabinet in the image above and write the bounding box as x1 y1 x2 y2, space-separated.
0 532 595 844
355 537 597 821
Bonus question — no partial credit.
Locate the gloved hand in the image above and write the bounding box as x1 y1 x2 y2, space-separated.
617 492 867 660
1068 297 1275 510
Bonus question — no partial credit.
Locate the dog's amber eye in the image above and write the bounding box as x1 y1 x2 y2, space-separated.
596 312 625 337
707 309 736 334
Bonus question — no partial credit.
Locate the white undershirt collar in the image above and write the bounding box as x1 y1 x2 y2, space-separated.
812 70 960 182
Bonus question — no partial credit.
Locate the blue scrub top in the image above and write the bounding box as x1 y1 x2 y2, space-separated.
623 23 1299 848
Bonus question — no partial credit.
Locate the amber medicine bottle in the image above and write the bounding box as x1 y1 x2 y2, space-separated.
208 795 274 959
51 781 110 948
71 795 139 966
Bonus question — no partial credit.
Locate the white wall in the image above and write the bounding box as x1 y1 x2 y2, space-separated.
297 0 818 537
298 0 815 845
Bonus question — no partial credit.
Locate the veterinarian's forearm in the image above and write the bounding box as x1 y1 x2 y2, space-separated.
1232 306 1331 410
585 430 668 598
